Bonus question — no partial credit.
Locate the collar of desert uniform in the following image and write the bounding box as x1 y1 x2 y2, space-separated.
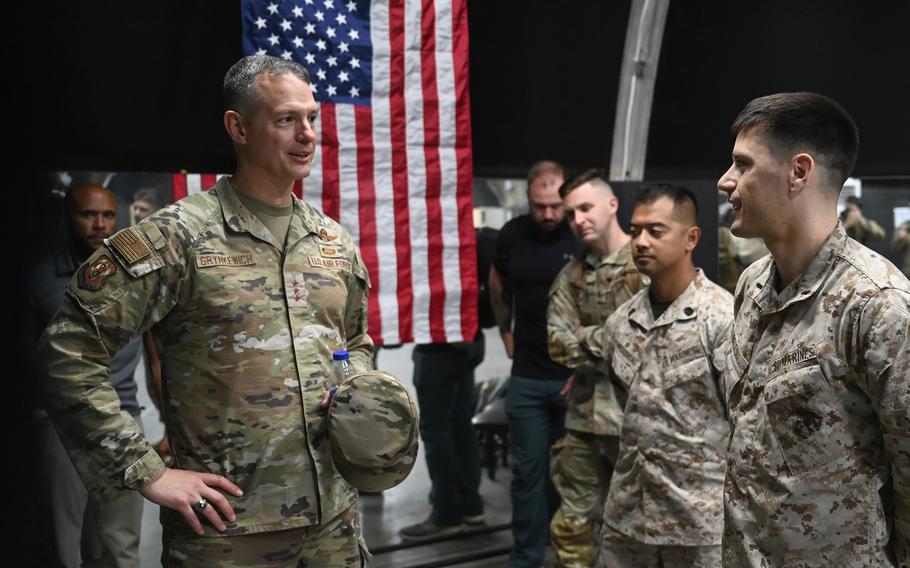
215 176 319 249
748 221 847 315
629 267 705 331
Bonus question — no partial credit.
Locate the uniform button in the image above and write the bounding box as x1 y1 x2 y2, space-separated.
756 283 763 289
684 307 694 316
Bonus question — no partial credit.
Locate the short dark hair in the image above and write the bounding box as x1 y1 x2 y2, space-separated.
526 160 565 189
559 168 611 199
223 55 311 114
634 183 698 226
731 92 859 188
845 195 863 208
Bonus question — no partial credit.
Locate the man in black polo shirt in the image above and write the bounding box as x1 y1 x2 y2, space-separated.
490 160 580 568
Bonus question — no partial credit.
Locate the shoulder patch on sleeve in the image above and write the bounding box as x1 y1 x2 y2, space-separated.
108 226 151 263
77 254 119 291
139 222 168 251
105 226 165 277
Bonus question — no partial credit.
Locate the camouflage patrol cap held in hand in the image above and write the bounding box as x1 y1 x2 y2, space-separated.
328 370 419 492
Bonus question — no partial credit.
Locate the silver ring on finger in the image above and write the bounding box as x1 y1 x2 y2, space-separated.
192 498 209 513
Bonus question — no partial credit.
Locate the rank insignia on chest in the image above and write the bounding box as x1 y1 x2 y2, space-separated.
78 255 118 291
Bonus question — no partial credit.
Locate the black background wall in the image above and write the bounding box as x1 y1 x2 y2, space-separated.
10 1 910 177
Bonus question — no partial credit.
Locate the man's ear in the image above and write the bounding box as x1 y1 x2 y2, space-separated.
789 153 814 195
686 225 701 252
608 195 619 215
224 111 246 144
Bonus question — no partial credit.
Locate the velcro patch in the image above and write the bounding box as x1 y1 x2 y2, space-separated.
319 244 344 258
308 256 352 273
108 227 151 264
78 255 118 291
195 254 257 268
139 222 168 251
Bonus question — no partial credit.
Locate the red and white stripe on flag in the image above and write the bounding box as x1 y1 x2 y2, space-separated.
171 0 478 346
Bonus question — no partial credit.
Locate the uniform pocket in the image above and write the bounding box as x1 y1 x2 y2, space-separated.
762 365 848 475
663 356 712 390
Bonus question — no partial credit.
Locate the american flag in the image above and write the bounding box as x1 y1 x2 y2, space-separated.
174 0 477 345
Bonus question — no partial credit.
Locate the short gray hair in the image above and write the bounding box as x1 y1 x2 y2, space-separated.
223 55 311 114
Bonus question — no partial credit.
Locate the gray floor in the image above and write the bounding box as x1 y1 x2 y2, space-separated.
135 329 548 567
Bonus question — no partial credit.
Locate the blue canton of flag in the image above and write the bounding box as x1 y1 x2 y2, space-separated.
241 0 372 105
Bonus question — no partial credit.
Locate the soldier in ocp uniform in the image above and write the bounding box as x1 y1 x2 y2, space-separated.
546 170 646 567
598 185 732 567
37 55 377 566
892 201 910 278
718 92 910 566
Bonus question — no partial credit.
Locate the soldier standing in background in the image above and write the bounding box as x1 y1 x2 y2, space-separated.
598 185 732 567
718 92 910 566
36 55 376 566
842 195 886 244
26 184 145 567
546 170 645 567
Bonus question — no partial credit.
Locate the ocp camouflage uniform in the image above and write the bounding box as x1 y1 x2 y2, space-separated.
37 178 374 565
725 223 910 567
546 241 646 567
600 269 732 567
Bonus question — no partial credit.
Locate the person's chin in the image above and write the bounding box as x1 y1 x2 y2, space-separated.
538 222 558 232
729 221 753 239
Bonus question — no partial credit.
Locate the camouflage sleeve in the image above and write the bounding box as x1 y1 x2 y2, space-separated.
600 311 628 405
857 289 910 562
547 266 598 369
36 220 187 501
708 301 735 414
343 241 375 374
894 222 910 252
864 219 886 241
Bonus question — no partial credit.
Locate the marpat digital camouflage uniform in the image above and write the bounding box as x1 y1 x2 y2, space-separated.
546 241 646 567
37 178 374 544
724 223 910 567
600 269 732 566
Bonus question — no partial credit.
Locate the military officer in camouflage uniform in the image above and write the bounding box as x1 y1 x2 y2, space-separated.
546 170 646 567
599 185 733 567
37 55 374 566
718 92 910 566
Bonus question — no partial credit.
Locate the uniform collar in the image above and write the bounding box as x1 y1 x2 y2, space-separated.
584 240 633 269
214 176 319 249
629 268 705 331
747 222 846 314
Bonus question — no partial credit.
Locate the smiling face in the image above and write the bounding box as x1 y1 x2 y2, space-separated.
717 126 792 240
630 196 698 278
231 72 319 186
563 181 618 247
